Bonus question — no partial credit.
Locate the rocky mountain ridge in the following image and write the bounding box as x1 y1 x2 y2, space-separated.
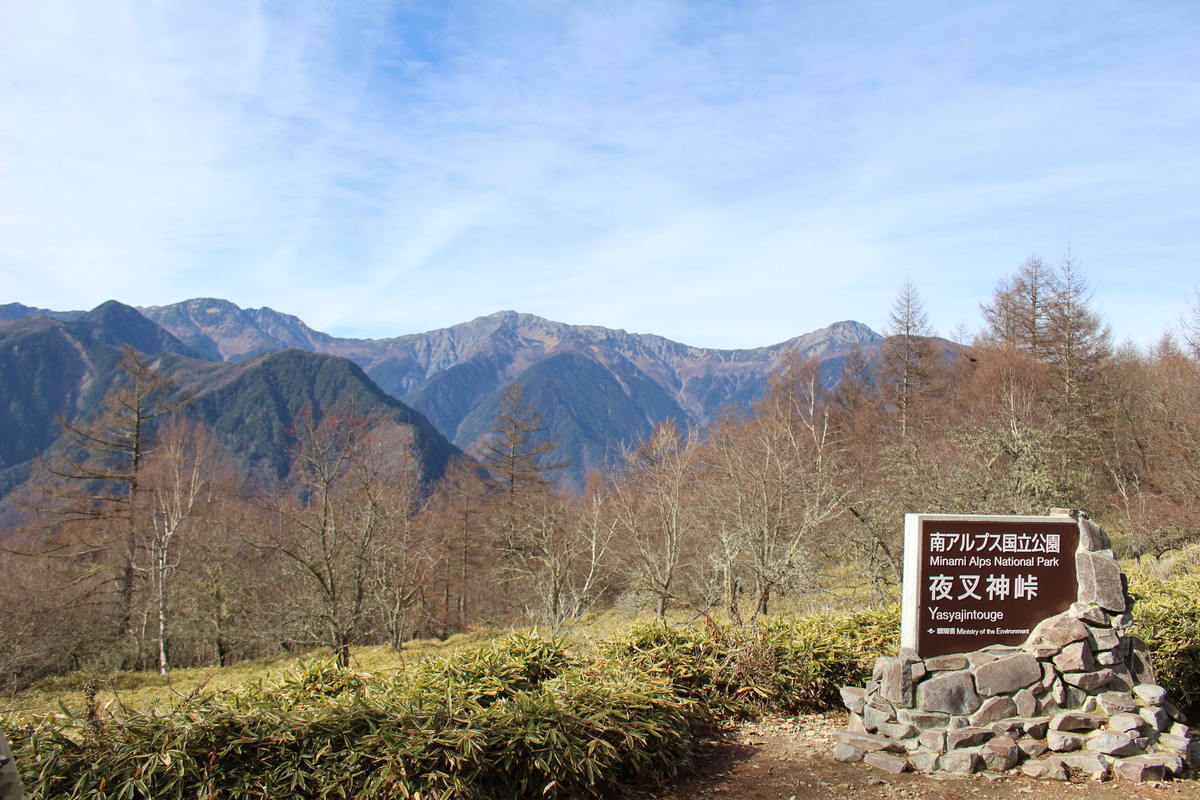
4 298 885 484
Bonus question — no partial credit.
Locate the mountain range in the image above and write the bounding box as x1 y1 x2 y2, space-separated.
0 298 884 503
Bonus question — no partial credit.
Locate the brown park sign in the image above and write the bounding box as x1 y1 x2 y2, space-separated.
900 513 1079 659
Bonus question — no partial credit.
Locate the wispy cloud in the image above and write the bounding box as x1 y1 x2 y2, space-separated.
2 0 1197 348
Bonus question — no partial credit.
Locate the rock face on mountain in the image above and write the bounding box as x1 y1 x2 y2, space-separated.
140 298 334 361
141 302 884 479
336 311 880 423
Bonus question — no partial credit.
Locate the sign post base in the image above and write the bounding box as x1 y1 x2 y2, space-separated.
838 511 1199 781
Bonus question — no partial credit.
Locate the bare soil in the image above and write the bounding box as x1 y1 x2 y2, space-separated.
626 714 1200 800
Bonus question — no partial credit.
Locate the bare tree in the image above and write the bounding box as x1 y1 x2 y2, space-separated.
559 477 618 624
1182 285 1200 360
1103 337 1200 555
370 427 432 649
611 420 701 618
257 409 413 666
702 414 750 620
142 417 225 673
705 356 847 617
511 482 617 629
176 498 282 667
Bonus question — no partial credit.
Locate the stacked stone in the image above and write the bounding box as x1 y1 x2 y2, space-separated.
836 515 1199 783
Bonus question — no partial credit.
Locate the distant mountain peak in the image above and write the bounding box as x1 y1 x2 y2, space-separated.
824 320 881 341
0 302 86 323
83 299 147 322
140 298 329 361
774 320 881 355
71 300 203 359
474 310 566 334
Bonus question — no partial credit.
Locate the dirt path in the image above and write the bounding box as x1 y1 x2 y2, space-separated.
627 714 1200 800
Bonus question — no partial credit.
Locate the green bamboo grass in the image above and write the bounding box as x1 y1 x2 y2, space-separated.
7 592 1196 800
10 633 697 800
1128 569 1200 713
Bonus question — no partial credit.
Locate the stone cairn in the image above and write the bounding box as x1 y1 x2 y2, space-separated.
836 514 1199 783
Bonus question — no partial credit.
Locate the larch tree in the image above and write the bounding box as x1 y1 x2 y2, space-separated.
980 255 1056 358
880 281 936 438
1045 248 1112 419
37 345 182 666
476 382 565 611
978 250 1113 504
426 457 490 631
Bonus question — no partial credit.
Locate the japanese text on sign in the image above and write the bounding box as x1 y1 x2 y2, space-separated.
928 532 1061 554
928 572 1039 601
901 514 1080 658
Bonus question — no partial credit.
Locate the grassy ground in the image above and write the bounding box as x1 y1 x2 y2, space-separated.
0 591 889 724
0 628 504 722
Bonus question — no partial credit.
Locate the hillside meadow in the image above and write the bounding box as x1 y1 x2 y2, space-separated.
2 563 1196 800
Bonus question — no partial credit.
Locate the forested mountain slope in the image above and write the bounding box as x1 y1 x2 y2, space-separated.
0 304 457 511
138 299 883 477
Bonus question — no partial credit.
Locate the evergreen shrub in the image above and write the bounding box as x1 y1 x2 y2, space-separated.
10 632 695 800
1128 569 1200 716
602 605 899 715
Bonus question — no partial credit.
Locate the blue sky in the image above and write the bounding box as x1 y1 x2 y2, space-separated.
1 1 1197 349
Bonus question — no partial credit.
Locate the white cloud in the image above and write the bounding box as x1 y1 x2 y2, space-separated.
1 0 1197 348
